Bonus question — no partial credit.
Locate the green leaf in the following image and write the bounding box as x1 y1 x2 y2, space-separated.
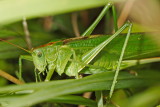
0 0 121 26
122 85 160 107
48 95 97 107
0 70 159 107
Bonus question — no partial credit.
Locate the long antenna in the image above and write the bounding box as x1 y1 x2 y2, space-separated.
0 38 31 53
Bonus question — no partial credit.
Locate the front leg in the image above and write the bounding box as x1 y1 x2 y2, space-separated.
45 45 74 81
18 55 33 81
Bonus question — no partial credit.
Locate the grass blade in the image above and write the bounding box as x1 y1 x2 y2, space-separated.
0 70 159 107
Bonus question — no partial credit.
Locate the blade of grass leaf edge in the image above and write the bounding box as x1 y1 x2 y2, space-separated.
0 70 159 107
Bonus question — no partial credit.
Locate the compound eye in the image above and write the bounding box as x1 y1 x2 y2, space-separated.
37 51 42 58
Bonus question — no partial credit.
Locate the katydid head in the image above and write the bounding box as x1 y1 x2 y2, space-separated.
0 38 47 73
31 48 47 73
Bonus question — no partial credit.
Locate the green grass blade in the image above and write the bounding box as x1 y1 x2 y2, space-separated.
49 95 97 107
96 91 104 107
0 95 97 107
0 0 117 26
0 70 159 107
